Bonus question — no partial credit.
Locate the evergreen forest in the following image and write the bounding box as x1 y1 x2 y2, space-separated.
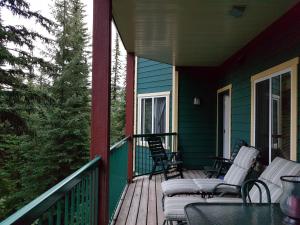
0 0 125 219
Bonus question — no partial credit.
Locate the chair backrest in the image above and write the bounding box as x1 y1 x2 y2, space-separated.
241 179 271 204
249 157 300 203
224 146 259 185
147 136 167 162
230 139 248 161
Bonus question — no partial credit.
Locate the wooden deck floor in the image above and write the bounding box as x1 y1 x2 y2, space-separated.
112 170 205 225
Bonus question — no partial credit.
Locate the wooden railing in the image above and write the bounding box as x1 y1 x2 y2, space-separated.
133 132 178 177
0 157 101 225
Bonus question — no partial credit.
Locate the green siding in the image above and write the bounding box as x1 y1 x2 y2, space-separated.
137 58 172 94
137 57 173 132
178 73 217 169
218 30 300 162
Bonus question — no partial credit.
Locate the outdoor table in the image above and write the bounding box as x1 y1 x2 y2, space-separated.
184 203 292 225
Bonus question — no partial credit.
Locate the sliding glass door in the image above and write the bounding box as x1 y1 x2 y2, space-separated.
254 71 291 165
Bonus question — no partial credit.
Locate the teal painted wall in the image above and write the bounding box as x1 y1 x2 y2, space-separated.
176 13 300 166
177 70 217 169
218 23 300 162
137 58 173 94
136 57 173 132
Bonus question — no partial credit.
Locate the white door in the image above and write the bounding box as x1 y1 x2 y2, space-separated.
223 94 230 158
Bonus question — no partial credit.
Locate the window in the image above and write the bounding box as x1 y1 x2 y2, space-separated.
138 92 170 135
251 57 298 163
254 71 291 164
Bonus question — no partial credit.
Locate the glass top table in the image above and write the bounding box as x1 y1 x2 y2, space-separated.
184 203 290 225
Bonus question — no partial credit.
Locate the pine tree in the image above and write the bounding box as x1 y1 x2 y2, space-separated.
45 0 90 181
0 0 54 134
111 33 122 100
110 33 126 144
0 0 54 218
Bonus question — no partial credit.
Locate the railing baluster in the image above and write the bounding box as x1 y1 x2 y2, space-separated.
65 192 69 225
48 206 53 225
71 188 75 225
56 200 62 225
95 167 99 225
76 182 80 225
81 179 86 225
91 170 95 225
86 175 90 225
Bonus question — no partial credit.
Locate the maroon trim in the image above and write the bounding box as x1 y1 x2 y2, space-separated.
125 53 135 182
91 0 111 224
220 2 300 73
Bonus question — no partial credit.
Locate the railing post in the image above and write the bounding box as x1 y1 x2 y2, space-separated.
125 52 135 182
91 0 111 224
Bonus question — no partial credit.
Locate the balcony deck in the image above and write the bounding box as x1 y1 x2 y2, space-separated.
113 170 205 225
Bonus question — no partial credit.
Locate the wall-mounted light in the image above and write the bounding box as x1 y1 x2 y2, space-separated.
193 96 201 106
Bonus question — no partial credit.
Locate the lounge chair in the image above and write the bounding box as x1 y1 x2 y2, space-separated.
163 157 300 223
161 146 259 196
204 139 248 178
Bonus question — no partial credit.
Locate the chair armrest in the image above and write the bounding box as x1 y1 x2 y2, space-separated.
213 183 241 197
165 152 182 161
211 156 231 161
205 156 232 162
149 153 165 158
149 153 166 163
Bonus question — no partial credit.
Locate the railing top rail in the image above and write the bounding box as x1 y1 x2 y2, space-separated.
1 156 101 225
133 132 177 138
110 136 130 151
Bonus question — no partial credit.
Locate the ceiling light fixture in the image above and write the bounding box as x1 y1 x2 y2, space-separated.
230 5 247 18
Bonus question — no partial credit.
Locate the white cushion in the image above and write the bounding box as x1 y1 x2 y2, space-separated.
193 178 224 192
164 196 206 220
249 157 300 203
163 157 300 221
233 146 259 169
249 178 282 203
161 146 259 195
164 196 243 221
224 146 259 185
161 179 199 196
223 164 248 185
259 157 300 187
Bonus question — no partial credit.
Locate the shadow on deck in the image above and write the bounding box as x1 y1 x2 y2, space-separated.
112 170 205 225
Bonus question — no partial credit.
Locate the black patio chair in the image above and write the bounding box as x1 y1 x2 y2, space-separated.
204 139 248 178
241 179 271 204
147 136 183 180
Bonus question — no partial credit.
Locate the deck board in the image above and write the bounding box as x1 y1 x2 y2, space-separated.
136 178 149 225
115 181 136 225
155 174 164 225
126 179 143 225
147 176 157 225
113 170 205 225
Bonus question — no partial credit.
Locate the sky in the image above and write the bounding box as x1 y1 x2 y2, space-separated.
2 0 94 38
2 0 126 82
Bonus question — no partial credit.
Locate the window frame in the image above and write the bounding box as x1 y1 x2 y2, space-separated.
137 91 170 135
250 57 298 162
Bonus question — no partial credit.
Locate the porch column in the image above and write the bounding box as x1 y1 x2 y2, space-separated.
91 0 111 224
125 53 135 182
